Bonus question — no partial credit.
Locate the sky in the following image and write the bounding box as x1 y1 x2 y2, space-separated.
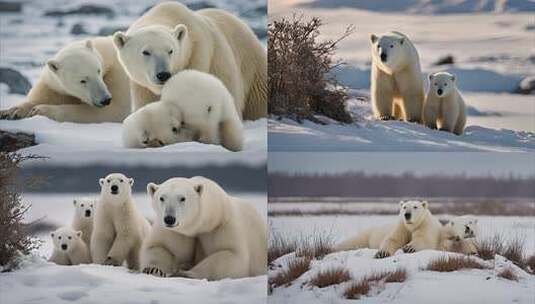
268 152 535 177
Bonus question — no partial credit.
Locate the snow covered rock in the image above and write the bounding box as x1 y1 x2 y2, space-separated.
514 76 535 95
0 67 31 95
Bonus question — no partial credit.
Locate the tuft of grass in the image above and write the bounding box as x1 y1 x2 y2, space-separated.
269 257 311 288
502 237 525 268
308 267 351 288
497 267 518 281
295 232 334 260
343 280 370 300
426 255 487 272
476 234 504 260
268 232 297 265
526 254 535 274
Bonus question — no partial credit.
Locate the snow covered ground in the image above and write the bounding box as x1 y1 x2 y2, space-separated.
0 192 267 304
0 0 267 154
268 0 535 151
269 213 535 304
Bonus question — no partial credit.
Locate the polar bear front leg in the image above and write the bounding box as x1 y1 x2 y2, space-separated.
0 101 39 120
29 104 121 123
91 230 114 264
439 102 459 134
423 98 438 129
180 250 248 280
220 118 244 152
375 224 410 259
49 250 71 265
106 232 135 266
396 71 424 123
140 246 177 277
402 230 436 253
371 68 395 120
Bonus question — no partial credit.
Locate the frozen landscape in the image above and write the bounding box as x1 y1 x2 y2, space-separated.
268 210 535 303
0 192 268 304
0 0 267 154
268 0 535 151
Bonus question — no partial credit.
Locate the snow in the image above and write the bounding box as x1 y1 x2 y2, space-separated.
268 1 535 151
269 214 535 304
0 0 267 156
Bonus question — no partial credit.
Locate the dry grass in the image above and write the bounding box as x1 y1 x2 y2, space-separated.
343 280 370 300
268 230 334 265
526 254 535 274
426 256 487 272
308 267 351 288
502 237 525 268
269 257 311 288
476 234 505 260
497 267 518 281
268 232 297 265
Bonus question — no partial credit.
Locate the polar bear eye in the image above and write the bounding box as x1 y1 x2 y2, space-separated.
68 236 72 240
80 80 87 84
180 197 185 202
390 44 394 48
159 197 164 202
172 127 179 134
413 206 418 209
434 83 438 86
107 179 111 183
168 50 173 55
444 83 448 86
120 179 124 183
97 69 101 74
81 204 84 207
58 236 62 240
142 50 151 56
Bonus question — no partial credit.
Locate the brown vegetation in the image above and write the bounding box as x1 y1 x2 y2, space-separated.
497 267 518 281
426 256 487 272
343 280 370 300
343 268 407 300
269 257 311 288
308 267 351 288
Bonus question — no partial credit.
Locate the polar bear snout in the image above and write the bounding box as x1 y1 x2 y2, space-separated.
111 184 119 194
61 244 68 251
85 209 92 217
98 96 112 107
437 88 443 96
380 52 387 62
404 212 412 221
156 71 172 83
164 215 177 227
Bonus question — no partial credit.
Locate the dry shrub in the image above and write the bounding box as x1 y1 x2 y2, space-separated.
426 255 487 272
308 267 351 288
268 15 355 123
526 254 535 274
497 267 518 281
476 234 504 260
295 232 334 260
343 280 370 300
502 237 525 268
0 153 41 270
268 231 298 265
269 257 311 288
381 268 408 283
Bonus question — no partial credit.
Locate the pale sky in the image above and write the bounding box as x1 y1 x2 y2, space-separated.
269 152 535 177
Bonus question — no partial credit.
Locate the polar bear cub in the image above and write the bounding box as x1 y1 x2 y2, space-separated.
423 72 466 135
369 31 425 122
146 176 267 280
49 227 91 265
439 215 479 255
335 200 442 258
91 173 150 270
122 70 244 151
71 197 96 248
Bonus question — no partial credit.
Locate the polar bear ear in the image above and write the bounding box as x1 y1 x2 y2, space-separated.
370 34 378 43
73 199 77 206
421 200 428 209
99 178 105 187
113 31 129 49
76 231 82 238
194 184 203 195
428 74 434 80
129 178 134 186
50 232 55 238
451 75 456 82
147 182 159 197
85 39 93 50
399 200 406 206
173 24 188 42
47 60 59 73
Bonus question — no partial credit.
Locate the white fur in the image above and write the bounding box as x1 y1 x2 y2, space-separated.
122 70 244 151
370 31 425 122
49 227 91 265
112 2 266 120
335 200 442 258
423 71 466 135
439 215 479 254
146 176 267 280
0 37 131 122
71 197 96 248
90 173 150 270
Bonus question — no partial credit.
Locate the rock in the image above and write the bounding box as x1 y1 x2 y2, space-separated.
98 25 127 36
44 4 115 18
514 76 535 95
0 67 31 95
0 1 22 13
0 130 36 152
434 55 455 66
241 5 267 18
70 23 88 35
252 26 267 39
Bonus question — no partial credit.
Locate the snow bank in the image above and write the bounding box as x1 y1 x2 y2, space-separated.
269 249 535 304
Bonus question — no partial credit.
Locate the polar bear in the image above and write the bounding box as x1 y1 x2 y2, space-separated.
146 176 267 280
49 227 91 265
335 200 442 258
439 215 479 255
0 37 131 123
369 31 424 123
423 72 466 135
91 173 150 270
112 2 267 120
71 197 96 248
122 70 244 151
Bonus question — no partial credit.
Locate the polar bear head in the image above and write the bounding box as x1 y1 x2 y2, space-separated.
448 215 478 239
51 227 83 253
113 25 190 94
146 177 202 230
47 40 112 107
399 200 429 227
370 32 413 73
122 101 196 148
73 197 96 220
99 173 134 203
429 72 456 97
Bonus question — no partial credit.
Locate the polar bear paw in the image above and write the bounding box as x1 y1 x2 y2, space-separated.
103 256 121 266
374 250 391 259
175 270 198 279
142 267 168 277
29 105 64 121
379 115 394 121
0 106 32 120
402 244 416 253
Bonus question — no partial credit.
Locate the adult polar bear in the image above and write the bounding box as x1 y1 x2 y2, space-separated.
370 31 424 123
0 38 131 123
145 176 267 280
113 2 267 120
335 200 442 258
